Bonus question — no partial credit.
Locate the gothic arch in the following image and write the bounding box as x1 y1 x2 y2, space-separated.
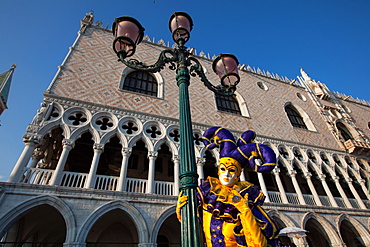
307 159 322 175
268 210 297 228
38 121 70 139
0 195 76 244
69 126 100 143
277 156 292 171
336 214 370 246
76 200 149 244
301 212 342 246
128 134 154 151
154 138 178 156
150 205 176 243
199 147 219 161
100 130 128 147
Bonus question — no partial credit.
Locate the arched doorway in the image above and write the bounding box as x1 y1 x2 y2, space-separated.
305 218 330 247
1 205 66 246
86 209 139 246
156 214 181 247
340 219 366 247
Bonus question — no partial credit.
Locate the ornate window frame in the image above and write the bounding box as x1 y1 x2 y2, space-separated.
119 67 164 98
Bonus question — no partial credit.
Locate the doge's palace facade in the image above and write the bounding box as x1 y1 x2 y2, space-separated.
1 13 370 247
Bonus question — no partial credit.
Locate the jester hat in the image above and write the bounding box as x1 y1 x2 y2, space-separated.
202 126 276 173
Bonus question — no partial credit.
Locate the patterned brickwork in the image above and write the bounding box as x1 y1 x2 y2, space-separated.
50 24 359 150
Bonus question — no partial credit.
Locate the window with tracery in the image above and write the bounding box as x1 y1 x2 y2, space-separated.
215 93 241 115
285 105 308 129
122 70 158 96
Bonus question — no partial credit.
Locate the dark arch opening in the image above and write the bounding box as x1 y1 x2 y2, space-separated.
305 218 330 247
1 205 66 246
86 208 139 247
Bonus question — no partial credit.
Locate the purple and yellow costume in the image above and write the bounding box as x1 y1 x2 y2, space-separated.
200 127 279 247
198 177 279 247
177 127 279 246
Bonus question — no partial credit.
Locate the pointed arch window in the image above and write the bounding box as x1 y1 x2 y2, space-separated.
121 70 158 96
285 104 308 129
336 122 353 141
215 93 241 115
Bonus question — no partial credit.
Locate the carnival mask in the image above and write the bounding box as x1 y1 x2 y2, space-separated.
218 157 242 187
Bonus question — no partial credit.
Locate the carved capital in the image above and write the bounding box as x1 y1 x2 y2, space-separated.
121 147 132 156
22 134 41 145
93 143 104 151
196 157 206 166
273 168 280 175
148 151 158 158
288 170 297 177
172 155 180 163
319 174 326 181
304 172 312 179
62 139 75 149
345 178 352 184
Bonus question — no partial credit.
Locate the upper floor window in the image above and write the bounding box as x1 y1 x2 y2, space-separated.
122 70 158 96
285 104 308 129
215 93 242 115
336 122 353 141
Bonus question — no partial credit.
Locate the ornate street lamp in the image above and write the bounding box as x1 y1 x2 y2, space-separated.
112 12 240 246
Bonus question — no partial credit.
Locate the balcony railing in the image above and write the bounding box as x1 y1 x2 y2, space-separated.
61 171 87 188
18 168 369 209
126 178 147 193
20 167 53 185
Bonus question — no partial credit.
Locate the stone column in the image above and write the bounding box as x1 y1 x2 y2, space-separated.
8 135 39 183
288 170 306 205
50 139 75 186
319 174 338 207
147 151 158 194
117 147 132 192
257 172 270 202
333 176 352 208
304 172 322 206
173 155 180 196
359 179 370 200
346 178 367 209
196 157 205 184
273 168 289 204
85 143 104 189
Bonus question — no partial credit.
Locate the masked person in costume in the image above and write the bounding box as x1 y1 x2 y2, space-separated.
177 127 279 247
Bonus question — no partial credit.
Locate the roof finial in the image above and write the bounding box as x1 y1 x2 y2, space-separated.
300 68 311 81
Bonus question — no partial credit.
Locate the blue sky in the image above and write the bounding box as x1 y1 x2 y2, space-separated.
0 0 369 181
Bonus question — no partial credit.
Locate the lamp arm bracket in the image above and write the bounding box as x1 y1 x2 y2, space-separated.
188 57 217 92
120 49 178 73
188 57 223 94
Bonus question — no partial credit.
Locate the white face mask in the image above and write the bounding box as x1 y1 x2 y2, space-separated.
218 163 240 187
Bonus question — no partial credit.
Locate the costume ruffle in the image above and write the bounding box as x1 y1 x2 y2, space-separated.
198 177 279 247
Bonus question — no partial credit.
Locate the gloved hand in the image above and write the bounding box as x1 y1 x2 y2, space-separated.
176 191 188 222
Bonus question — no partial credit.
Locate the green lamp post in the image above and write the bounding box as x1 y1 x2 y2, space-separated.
112 12 241 246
